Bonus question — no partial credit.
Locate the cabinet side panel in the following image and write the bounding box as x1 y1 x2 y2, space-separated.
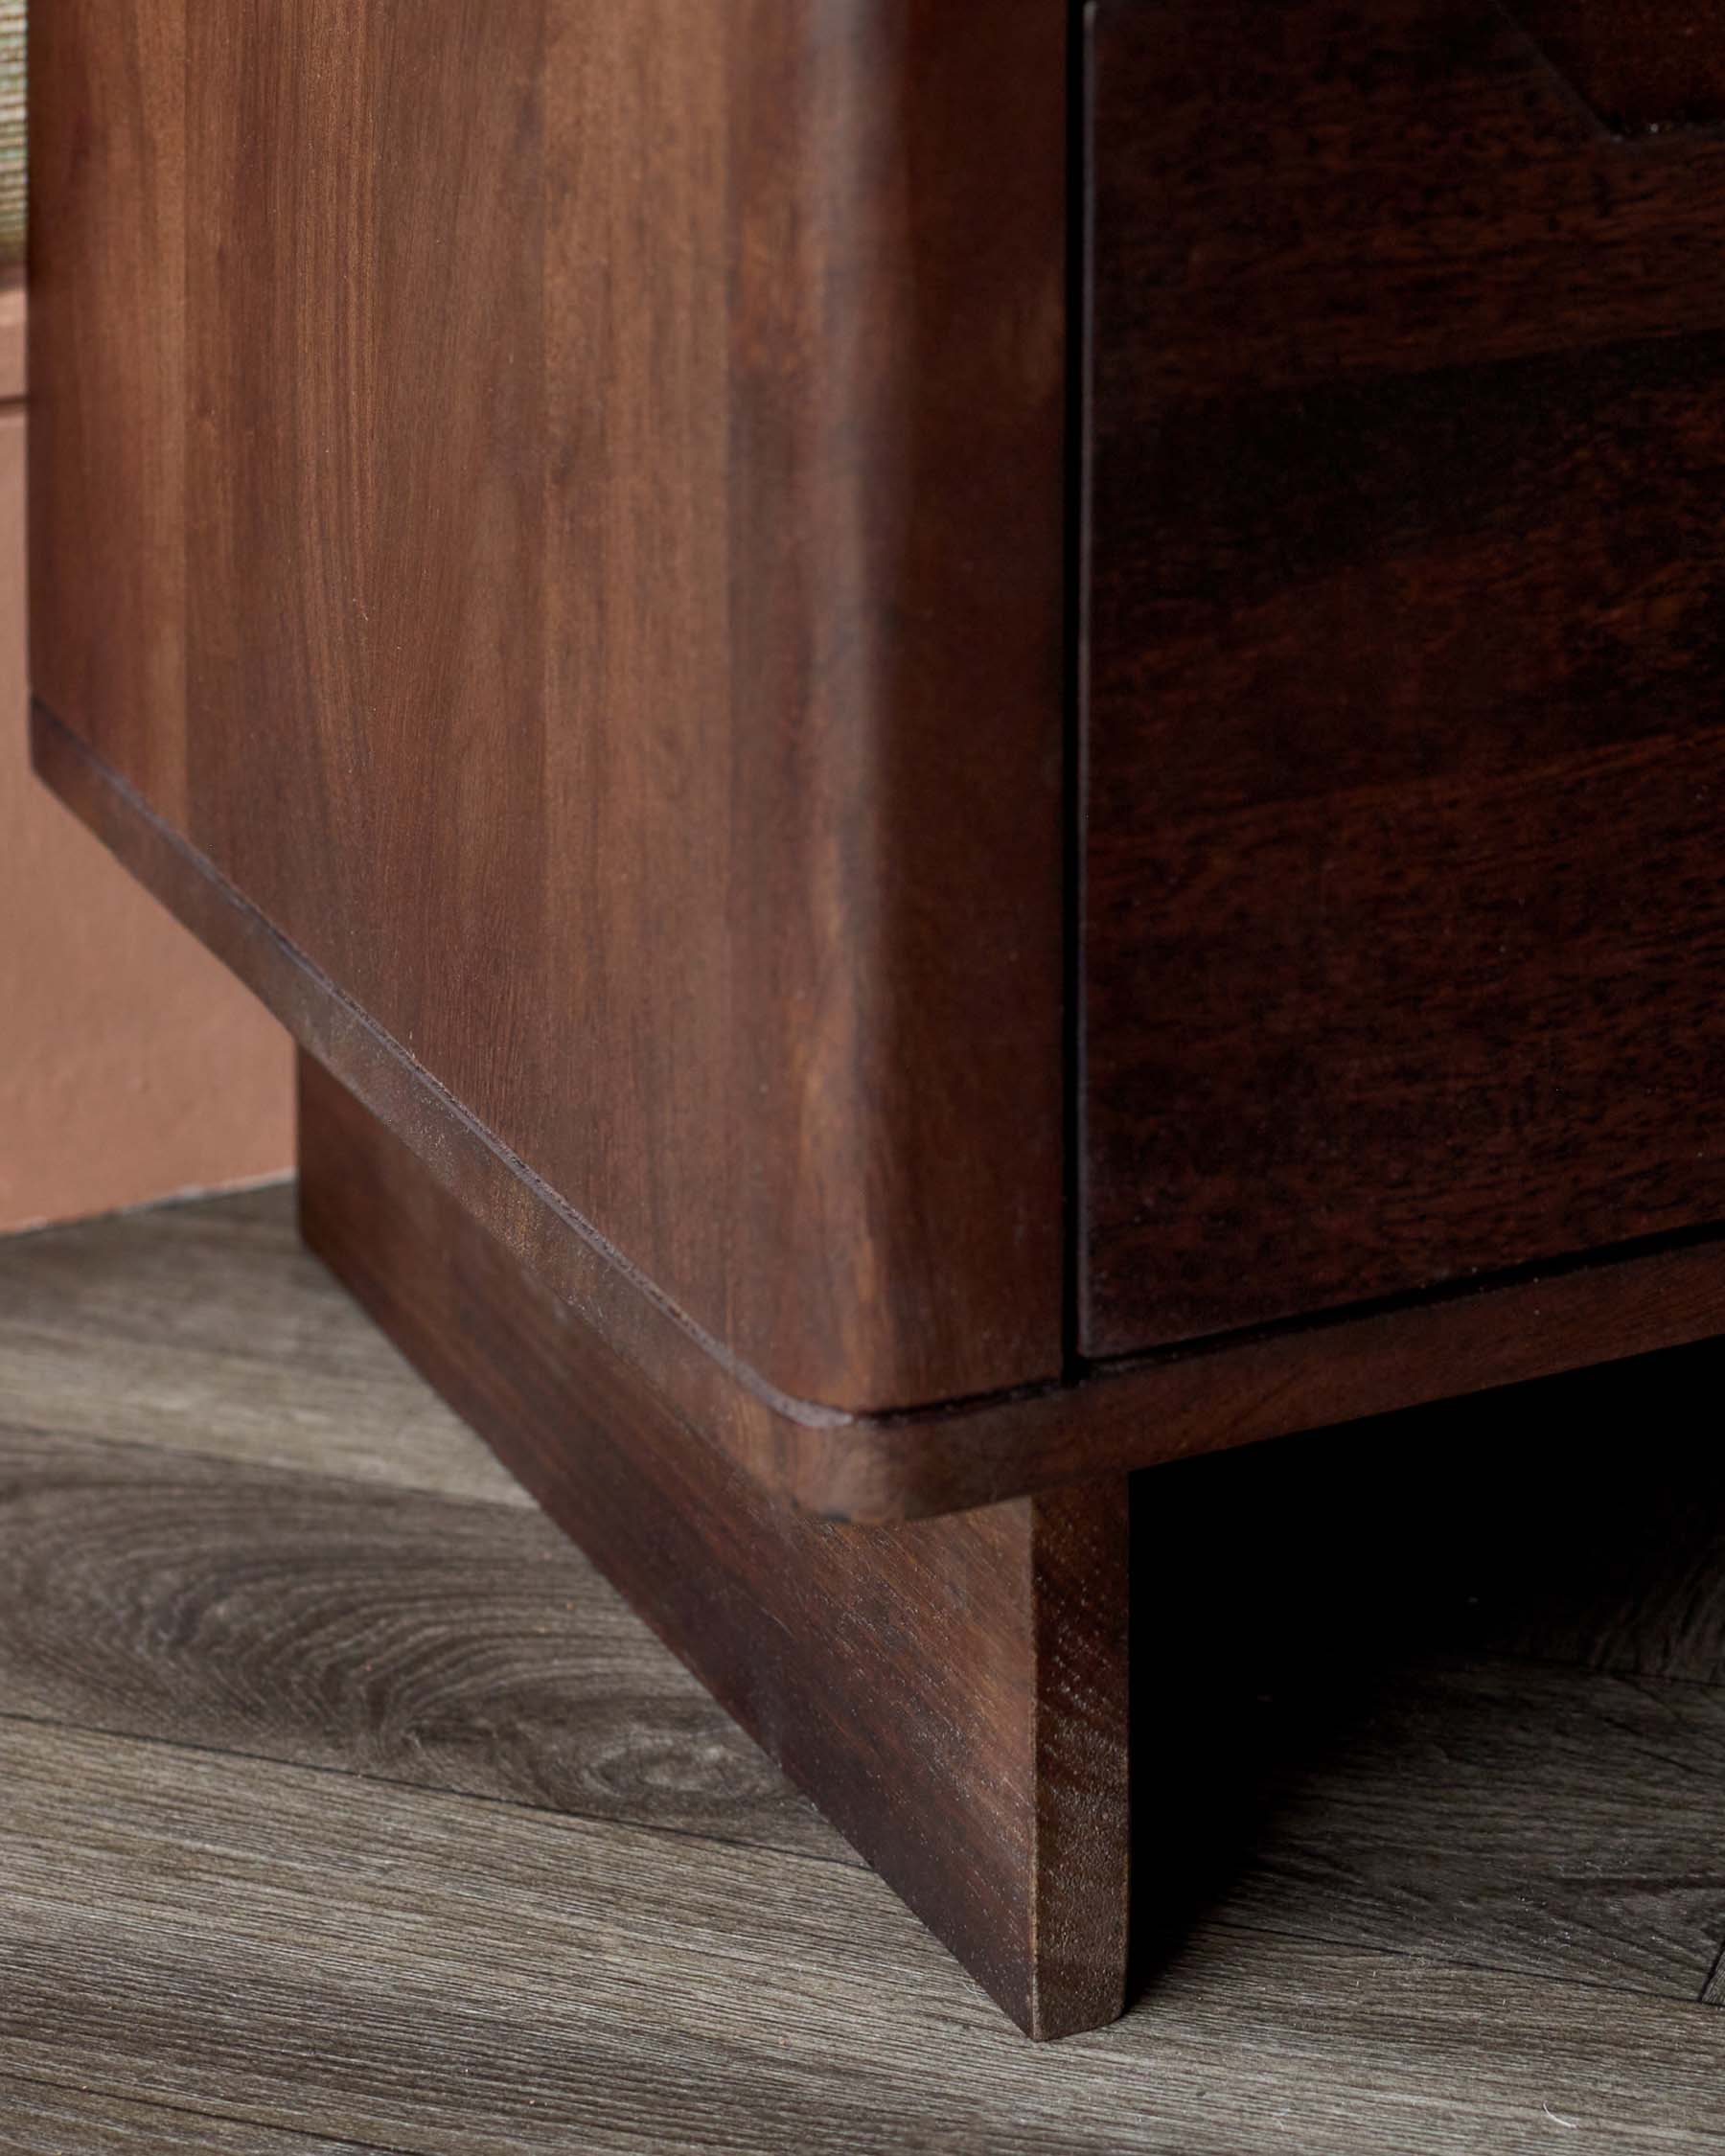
184 0 550 1124
29 0 187 824
36 1 1068 1415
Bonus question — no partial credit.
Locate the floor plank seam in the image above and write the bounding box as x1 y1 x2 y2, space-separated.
0 1312 469 1400
1200 1914 1722 2010
1484 1649 1725 1700
0 2067 426 2156
6 1687 1688 2030
0 1701 861 1879
0 1413 522 1511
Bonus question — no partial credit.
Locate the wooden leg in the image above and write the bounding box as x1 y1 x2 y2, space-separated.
296 1052 1130 2038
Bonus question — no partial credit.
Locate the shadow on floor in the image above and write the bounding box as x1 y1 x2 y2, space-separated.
1127 1328 1725 2006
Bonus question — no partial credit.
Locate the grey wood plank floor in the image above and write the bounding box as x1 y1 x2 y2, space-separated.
2 1186 1725 2151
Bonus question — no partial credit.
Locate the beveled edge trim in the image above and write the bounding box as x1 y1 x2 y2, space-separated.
34 697 1725 1522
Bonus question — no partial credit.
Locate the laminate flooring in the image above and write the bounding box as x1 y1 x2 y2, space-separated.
1 1184 1723 2150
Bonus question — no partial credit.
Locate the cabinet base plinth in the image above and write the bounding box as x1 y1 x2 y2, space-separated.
296 1051 1132 2040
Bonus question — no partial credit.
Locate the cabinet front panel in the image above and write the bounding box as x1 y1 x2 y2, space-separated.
1084 0 1725 1353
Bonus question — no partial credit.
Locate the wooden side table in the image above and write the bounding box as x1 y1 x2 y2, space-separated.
31 0 1725 2036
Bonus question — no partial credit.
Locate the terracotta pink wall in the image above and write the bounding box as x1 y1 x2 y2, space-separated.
0 281 294 1231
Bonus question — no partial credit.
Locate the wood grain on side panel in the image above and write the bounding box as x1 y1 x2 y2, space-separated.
1084 0 1725 1354
31 0 1068 1418
38 699 1725 1520
184 0 550 1124
297 1052 1131 2041
28 0 187 824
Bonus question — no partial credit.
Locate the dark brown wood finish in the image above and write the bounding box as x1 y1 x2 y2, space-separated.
47 703 1725 1521
31 0 1068 1417
38 0 1725 2053
296 1053 1132 2041
1084 0 1725 1355
42 0 1725 1515
28 0 186 823
1504 1 1725 134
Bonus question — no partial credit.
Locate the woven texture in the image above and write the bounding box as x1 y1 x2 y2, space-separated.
0 3 21 267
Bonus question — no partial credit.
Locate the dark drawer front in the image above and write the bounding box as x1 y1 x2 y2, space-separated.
1082 0 1725 1356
